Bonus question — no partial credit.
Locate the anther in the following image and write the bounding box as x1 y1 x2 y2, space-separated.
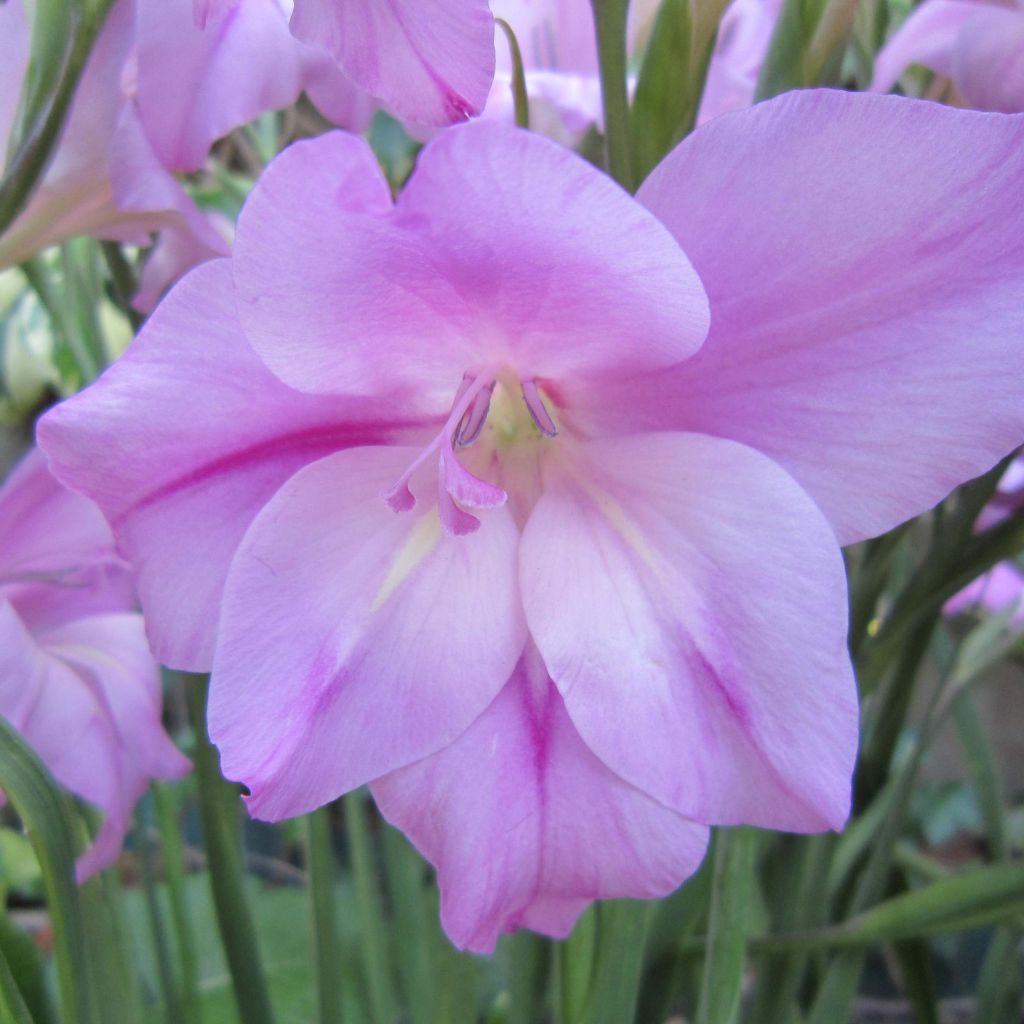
521 379 558 437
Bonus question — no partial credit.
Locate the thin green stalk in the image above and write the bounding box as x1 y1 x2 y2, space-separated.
100 241 144 332
695 829 756 1024
136 808 183 1024
495 20 530 129
589 0 634 190
184 677 275 1024
306 806 343 1024
343 793 397 1024
152 783 202 1024
0 939 34 1024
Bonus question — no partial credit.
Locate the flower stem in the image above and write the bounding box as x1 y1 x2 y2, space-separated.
343 793 397 1024
152 783 203 1024
306 806 343 1024
184 675 275 1024
590 0 635 191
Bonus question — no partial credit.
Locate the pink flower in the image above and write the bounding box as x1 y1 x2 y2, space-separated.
872 0 1024 112
698 0 782 123
288 0 497 125
946 561 1024 628
0 448 188 881
40 92 1024 949
0 0 374 308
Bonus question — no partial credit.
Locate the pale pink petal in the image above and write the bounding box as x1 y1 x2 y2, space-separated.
0 1 30 147
0 449 134 633
39 260 419 671
373 651 709 953
209 446 526 820
627 90 1024 545
952 5 1024 112
521 433 858 832
234 125 707 396
134 0 307 172
289 0 495 125
0 602 123 878
871 0 977 92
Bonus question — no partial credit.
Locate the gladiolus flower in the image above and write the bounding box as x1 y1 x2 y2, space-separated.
40 92 1024 949
0 449 188 880
872 0 1024 113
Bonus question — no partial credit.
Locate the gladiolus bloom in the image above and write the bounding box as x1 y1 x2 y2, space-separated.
0 449 188 880
40 92 1024 949
872 0 1024 113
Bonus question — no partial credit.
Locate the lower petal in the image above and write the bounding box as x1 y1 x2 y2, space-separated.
521 433 859 833
209 446 526 821
372 650 709 954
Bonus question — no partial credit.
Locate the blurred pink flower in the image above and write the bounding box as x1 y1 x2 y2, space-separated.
945 456 1024 627
40 92 1024 949
0 0 375 308
872 0 1024 112
482 0 778 144
698 0 782 123
0 449 188 880
288 0 497 125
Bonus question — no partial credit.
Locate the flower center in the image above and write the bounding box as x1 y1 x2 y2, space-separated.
382 367 558 536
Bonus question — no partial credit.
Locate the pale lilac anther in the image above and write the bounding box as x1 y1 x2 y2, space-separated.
521 379 558 437
456 381 496 447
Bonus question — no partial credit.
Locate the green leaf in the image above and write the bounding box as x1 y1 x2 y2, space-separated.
695 828 757 1024
0 719 95 1024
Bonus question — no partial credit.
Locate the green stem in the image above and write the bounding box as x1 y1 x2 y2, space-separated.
695 829 757 1024
136 807 183 1024
590 0 635 190
0 0 116 233
306 806 343 1024
100 241 144 332
0 939 34 1024
495 20 530 129
343 793 396 1024
184 677 275 1024
152 784 203 1024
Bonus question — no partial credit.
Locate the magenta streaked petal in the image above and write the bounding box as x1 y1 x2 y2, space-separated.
373 651 709 953
209 445 525 820
522 432 858 833
39 260 417 671
628 90 1024 544
289 0 495 125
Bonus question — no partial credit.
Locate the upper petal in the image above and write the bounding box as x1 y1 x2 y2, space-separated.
628 90 1024 544
372 650 709 953
38 260 413 671
233 124 707 398
209 446 526 820
521 432 858 832
289 0 496 125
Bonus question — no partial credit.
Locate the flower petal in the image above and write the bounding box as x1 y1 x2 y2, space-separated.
630 90 1024 544
38 260 411 671
209 446 526 820
521 432 858 832
951 5 1024 113
289 0 496 125
871 0 977 92
233 125 707 397
373 650 709 953
134 0 308 172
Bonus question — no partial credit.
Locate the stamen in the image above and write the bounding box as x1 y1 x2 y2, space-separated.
456 381 496 448
521 379 558 437
383 368 507 534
